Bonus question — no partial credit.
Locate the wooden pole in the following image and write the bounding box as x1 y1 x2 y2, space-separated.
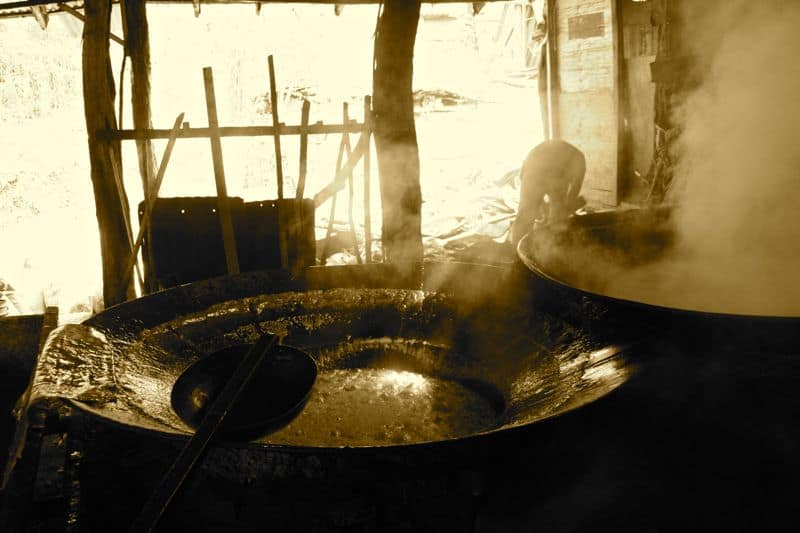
118 114 185 301
342 103 362 264
372 0 423 271
83 0 135 306
122 0 158 292
545 0 560 139
203 67 240 276
296 100 311 201
108 145 145 292
121 0 156 194
296 99 311 273
362 95 373 262
267 55 289 270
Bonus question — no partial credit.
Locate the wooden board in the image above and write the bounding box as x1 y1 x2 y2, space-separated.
555 0 619 206
620 0 657 202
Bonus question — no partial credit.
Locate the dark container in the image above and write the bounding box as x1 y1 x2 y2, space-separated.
139 197 315 290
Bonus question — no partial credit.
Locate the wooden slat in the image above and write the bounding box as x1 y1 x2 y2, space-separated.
203 67 240 275
103 122 365 141
313 131 368 208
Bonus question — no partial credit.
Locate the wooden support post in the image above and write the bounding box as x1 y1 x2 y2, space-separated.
372 0 423 271
363 95 373 263
203 67 240 276
122 0 158 292
267 55 289 271
83 0 135 306
296 100 311 202
296 99 311 272
122 0 157 195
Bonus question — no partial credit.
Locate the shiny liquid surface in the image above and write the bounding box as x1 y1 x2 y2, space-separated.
262 367 501 446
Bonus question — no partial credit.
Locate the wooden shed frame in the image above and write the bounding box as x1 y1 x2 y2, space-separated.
1 0 570 308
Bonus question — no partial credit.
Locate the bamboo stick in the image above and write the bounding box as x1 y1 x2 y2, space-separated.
108 145 145 293
313 131 368 207
295 99 311 273
321 119 350 264
342 103 362 264
296 99 311 201
267 55 289 270
362 95 373 263
203 67 240 276
117 113 184 302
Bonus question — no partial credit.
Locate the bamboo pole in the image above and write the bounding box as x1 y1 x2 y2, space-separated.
296 100 311 202
362 95 373 262
342 103 362 264
295 99 311 272
321 114 351 264
203 67 240 276
312 131 368 207
118 114 185 301
108 145 145 292
267 55 289 270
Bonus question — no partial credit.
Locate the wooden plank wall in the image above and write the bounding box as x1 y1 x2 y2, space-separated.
620 0 656 202
556 0 618 206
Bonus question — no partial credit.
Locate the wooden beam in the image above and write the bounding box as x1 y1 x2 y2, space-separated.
372 0 423 270
103 122 364 141
60 3 125 46
1 0 511 11
83 0 135 306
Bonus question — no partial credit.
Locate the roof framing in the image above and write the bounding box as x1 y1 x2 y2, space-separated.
0 0 506 20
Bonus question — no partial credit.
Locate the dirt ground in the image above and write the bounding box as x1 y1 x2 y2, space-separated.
0 2 542 315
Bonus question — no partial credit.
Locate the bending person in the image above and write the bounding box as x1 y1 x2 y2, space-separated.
509 139 586 246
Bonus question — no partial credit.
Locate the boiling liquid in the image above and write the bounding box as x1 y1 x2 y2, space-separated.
264 368 500 446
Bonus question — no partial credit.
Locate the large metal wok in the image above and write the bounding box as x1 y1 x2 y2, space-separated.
33 262 632 450
517 208 800 350
14 262 636 531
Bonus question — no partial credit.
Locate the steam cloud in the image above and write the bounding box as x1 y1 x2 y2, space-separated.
535 0 800 316
661 0 800 315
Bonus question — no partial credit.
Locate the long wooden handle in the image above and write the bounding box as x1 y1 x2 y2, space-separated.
129 333 280 533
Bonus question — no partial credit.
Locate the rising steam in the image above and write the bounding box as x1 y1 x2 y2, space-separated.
657 0 800 315
533 1 800 316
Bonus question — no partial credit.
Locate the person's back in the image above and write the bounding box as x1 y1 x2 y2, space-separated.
509 139 586 246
